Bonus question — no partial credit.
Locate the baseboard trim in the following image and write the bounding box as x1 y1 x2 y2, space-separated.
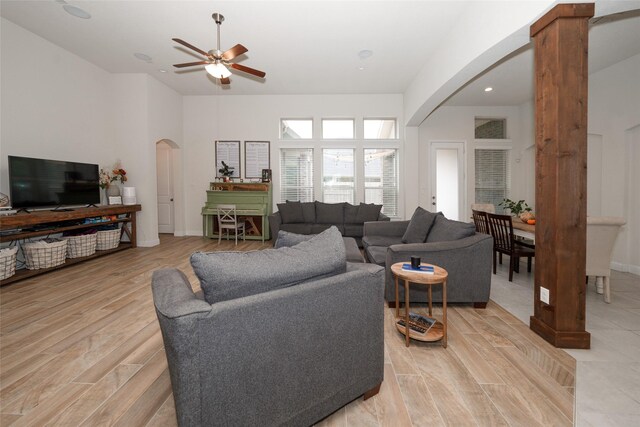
611 262 640 275
137 239 160 247
186 230 203 236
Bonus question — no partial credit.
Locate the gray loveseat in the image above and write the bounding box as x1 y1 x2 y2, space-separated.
152 227 384 426
268 201 389 247
363 208 493 308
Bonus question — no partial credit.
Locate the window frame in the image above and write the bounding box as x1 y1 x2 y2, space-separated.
280 118 313 140
474 146 512 214
279 147 315 202
474 117 507 140
363 148 399 217
321 118 355 140
363 118 398 140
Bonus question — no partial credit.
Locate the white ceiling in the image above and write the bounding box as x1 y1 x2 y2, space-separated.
0 0 469 96
444 11 640 106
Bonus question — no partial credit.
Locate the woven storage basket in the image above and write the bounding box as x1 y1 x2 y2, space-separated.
96 229 121 250
0 247 18 280
63 233 97 258
24 240 68 270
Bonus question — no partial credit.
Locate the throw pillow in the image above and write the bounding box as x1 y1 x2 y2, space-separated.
355 203 382 223
344 203 359 224
301 202 316 223
401 207 440 243
315 201 345 224
191 226 346 304
277 201 304 224
274 230 315 248
426 214 476 243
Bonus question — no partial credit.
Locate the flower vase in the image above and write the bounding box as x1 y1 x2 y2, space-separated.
106 184 121 197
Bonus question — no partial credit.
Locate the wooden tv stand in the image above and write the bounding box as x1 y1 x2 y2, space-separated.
0 205 141 286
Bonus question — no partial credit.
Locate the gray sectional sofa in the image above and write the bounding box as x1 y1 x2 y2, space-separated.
152 227 384 426
363 207 493 307
268 201 389 247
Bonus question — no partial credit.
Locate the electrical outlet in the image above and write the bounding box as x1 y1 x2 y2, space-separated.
540 287 550 304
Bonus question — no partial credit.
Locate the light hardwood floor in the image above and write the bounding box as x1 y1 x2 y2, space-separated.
0 236 575 426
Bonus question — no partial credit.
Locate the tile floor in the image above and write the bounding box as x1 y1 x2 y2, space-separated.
490 262 640 427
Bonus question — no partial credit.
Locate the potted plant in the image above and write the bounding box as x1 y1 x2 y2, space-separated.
218 161 235 182
499 198 534 222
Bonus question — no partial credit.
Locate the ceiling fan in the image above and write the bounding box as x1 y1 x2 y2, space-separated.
172 13 266 85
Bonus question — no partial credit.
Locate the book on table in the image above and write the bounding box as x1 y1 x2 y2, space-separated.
401 263 434 274
397 312 437 334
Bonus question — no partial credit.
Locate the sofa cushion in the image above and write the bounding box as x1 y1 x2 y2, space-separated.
301 202 316 223
280 223 313 234
277 201 304 224
364 246 387 266
402 207 440 243
311 223 339 234
191 226 346 304
356 203 383 223
362 235 404 248
344 204 359 224
274 230 314 249
343 223 363 238
426 214 476 243
315 202 345 224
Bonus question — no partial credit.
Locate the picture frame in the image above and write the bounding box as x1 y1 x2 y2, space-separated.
108 196 122 205
244 141 270 179
215 140 241 178
261 168 272 183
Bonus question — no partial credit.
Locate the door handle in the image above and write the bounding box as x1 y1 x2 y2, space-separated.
170 198 174 202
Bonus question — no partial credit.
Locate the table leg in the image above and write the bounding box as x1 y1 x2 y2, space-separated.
442 279 447 348
405 279 410 347
428 285 433 316
395 275 400 318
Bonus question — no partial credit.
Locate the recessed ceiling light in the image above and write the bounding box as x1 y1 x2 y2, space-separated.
358 50 373 60
62 4 91 19
134 53 152 62
484 87 493 92
358 66 365 71
158 69 167 73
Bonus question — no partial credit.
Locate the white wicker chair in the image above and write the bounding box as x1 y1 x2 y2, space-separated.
586 216 626 303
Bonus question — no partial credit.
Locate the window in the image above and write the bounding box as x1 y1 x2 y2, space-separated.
322 119 354 139
475 118 506 139
364 119 397 139
280 148 314 202
281 119 312 139
475 149 510 212
322 149 354 203
364 149 398 216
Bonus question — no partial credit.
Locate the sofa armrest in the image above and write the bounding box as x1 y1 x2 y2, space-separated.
364 220 409 237
151 268 212 318
268 211 282 244
167 267 384 426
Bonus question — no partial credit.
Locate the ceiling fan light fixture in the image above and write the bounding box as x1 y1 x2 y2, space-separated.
205 62 231 79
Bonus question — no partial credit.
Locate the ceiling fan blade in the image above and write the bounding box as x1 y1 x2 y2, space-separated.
221 44 248 61
173 61 209 68
172 38 208 57
220 77 231 85
230 63 266 78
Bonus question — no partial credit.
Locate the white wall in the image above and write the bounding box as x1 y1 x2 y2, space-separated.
588 53 640 273
1 18 183 247
182 94 403 235
414 105 531 219
0 18 114 190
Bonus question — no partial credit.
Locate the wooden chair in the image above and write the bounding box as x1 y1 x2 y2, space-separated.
472 209 490 235
486 213 535 282
216 204 245 245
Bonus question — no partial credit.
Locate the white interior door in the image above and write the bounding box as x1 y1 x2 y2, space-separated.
429 142 465 220
156 141 174 234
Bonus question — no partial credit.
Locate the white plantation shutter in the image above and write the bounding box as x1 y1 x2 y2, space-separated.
322 148 355 203
364 148 398 216
280 148 314 202
475 149 511 212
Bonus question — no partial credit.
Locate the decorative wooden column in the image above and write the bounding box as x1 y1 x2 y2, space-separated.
529 3 594 349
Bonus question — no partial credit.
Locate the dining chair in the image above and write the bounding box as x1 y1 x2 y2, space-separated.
486 213 535 282
216 204 245 245
586 216 626 303
472 209 490 235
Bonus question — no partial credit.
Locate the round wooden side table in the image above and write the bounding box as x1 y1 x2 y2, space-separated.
390 262 448 348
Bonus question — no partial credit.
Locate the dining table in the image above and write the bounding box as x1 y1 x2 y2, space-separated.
512 220 535 242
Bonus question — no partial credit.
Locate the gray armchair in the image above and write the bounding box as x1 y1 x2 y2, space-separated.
363 217 493 308
152 262 385 426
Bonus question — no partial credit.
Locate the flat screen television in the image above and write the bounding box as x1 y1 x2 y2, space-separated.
8 155 100 209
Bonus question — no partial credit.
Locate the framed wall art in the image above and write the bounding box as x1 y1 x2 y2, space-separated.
215 140 241 178
244 141 270 179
